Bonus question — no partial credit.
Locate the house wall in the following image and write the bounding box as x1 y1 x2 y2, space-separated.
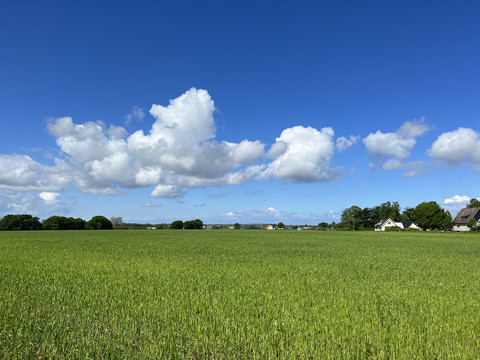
453 224 470 232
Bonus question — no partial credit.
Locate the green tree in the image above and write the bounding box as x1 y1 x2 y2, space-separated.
400 207 414 221
42 216 69 230
0 214 42 230
184 219 203 229
467 198 480 208
467 218 478 231
317 222 329 230
233 223 242 230
410 201 452 231
277 222 285 229
341 206 362 230
86 216 113 230
170 220 184 229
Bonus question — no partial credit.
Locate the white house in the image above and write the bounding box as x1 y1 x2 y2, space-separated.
375 218 420 231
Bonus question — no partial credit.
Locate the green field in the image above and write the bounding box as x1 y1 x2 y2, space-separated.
1 230 480 359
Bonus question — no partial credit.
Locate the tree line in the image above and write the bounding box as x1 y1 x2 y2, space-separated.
0 215 113 231
336 199 480 231
0 214 205 231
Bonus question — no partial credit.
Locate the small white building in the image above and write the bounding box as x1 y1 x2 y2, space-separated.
375 218 420 231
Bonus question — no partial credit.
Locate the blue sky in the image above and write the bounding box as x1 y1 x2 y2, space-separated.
1 0 479 224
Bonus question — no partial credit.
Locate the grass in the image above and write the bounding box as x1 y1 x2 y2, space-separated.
1 230 480 359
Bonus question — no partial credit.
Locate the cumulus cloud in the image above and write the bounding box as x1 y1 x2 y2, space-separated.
262 126 342 183
38 192 59 203
336 135 360 151
0 190 64 215
0 88 356 199
0 154 72 191
151 184 187 199
428 128 480 168
363 118 430 176
444 195 471 204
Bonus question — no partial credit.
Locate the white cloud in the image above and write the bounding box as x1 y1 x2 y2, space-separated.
150 184 187 199
0 190 64 215
428 127 480 167
444 195 472 204
397 118 431 138
124 106 145 125
38 192 59 203
143 202 163 208
0 154 72 192
336 135 360 151
363 118 430 176
363 131 416 159
262 126 341 183
0 88 355 200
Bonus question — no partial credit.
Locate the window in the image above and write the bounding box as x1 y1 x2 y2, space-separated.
461 215 470 221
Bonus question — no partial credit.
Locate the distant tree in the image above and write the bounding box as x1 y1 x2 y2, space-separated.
170 220 184 229
341 206 362 230
400 207 414 221
0 214 42 231
317 222 329 230
42 216 69 230
184 219 203 229
86 216 113 230
277 222 285 229
467 198 480 208
467 218 478 231
410 201 452 231
233 223 242 230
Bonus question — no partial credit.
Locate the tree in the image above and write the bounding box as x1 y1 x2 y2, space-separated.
42 216 68 230
467 218 478 231
341 206 362 230
170 220 184 229
184 219 203 229
86 216 113 230
277 222 285 229
410 201 452 231
467 198 480 208
0 214 42 230
233 223 242 230
317 222 329 230
400 207 414 221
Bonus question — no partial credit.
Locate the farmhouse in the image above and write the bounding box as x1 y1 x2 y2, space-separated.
375 218 420 231
452 207 480 232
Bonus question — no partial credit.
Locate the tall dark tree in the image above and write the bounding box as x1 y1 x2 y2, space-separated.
184 219 203 229
0 214 42 230
86 216 113 230
400 207 414 221
410 201 452 230
467 198 480 208
341 206 362 230
170 220 184 229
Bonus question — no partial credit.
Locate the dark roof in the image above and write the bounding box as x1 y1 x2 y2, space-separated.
401 220 414 228
452 207 480 225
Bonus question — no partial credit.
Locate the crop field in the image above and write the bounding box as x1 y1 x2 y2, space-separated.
1 230 480 359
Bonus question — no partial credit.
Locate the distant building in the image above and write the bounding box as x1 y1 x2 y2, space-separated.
452 207 480 232
375 218 420 231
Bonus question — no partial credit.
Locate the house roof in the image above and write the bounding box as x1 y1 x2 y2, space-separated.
401 220 414 228
452 207 480 225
